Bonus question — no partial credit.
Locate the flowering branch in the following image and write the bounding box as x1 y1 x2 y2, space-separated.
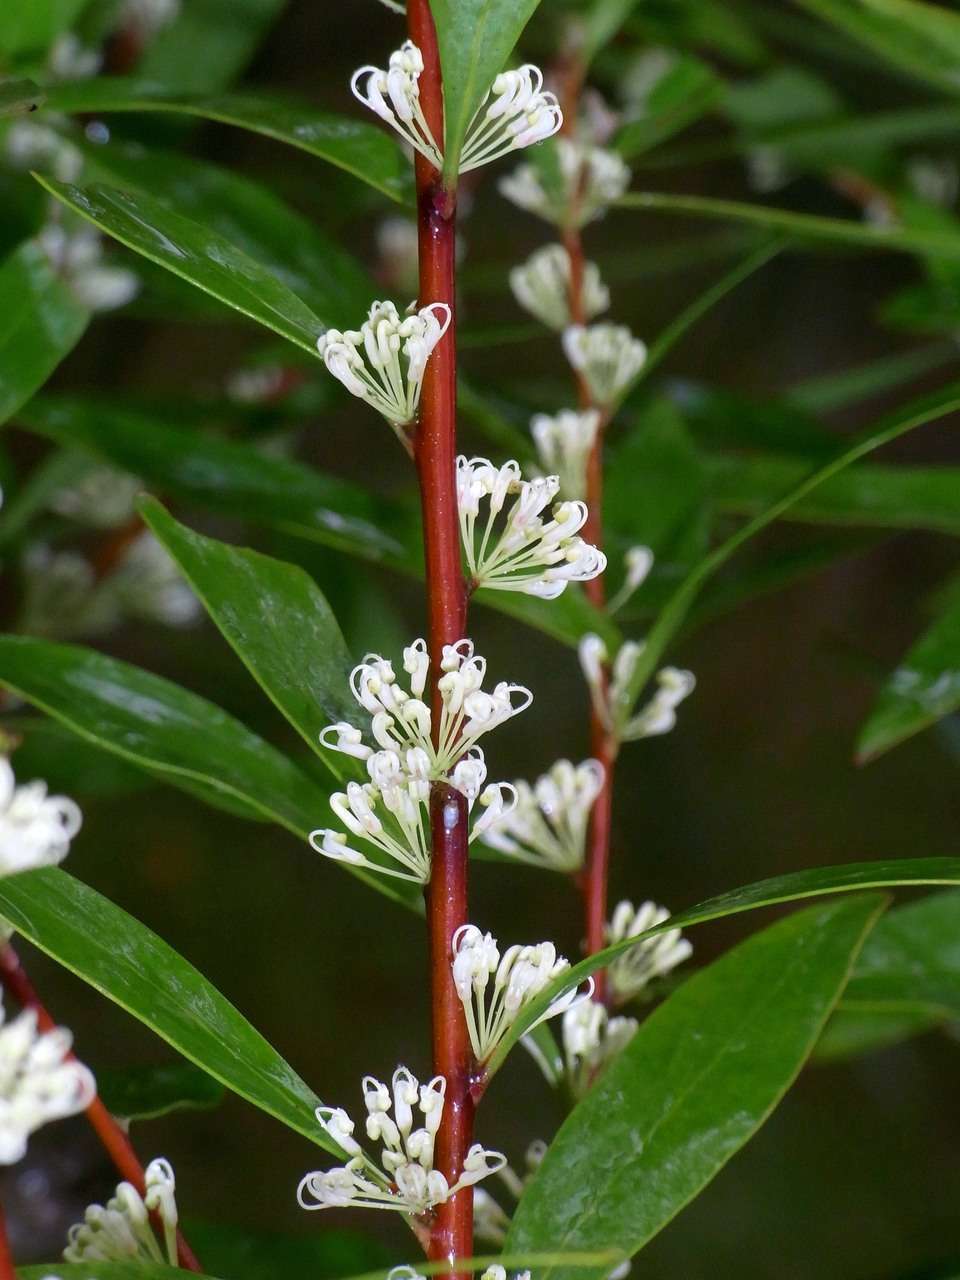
405 0 474 1270
0 943 202 1271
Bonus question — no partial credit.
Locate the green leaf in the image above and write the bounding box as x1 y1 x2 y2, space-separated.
816 1005 941 1060
858 592 960 761
135 0 287 93
43 80 411 203
507 895 885 1271
0 79 44 117
619 192 960 259
80 138 376 323
21 1268 203 1280
2 716 148 797
0 241 88 428
0 0 86 56
614 55 720 158
486 856 960 1079
430 0 543 178
139 498 360 775
35 176 323 354
95 1062 226 1121
795 0 960 96
183 1222 392 1280
0 869 336 1152
786 343 958 415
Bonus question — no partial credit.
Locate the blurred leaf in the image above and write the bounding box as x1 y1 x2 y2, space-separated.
507 896 885 1273
819 890 960 1058
796 0 960 96
44 80 412 203
140 498 360 776
430 0 543 178
722 66 842 131
582 0 640 63
709 451 960 535
786 343 957 414
671 383 836 456
0 636 421 910
20 1269 202 1280
0 868 339 1152
0 241 89 428
184 1221 393 1280
36 176 324 354
0 0 86 55
136 0 287 93
521 1021 565 1090
858 594 960 761
614 54 720 158
486 856 960 1078
3 716 148 797
81 138 376 322
881 280 960 337
620 192 960 258
625 0 767 66
95 1062 226 1121
0 79 44 117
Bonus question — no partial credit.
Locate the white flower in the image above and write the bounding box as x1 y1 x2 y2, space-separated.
499 139 630 227
318 638 532 776
317 300 451 439
109 532 201 628
530 409 602 501
479 759 604 874
0 758 81 875
0 1002 95 1164
119 0 181 38
48 465 142 529
64 1157 179 1263
309 747 514 885
481 1268 531 1280
376 217 421 295
562 1002 638 1097
579 632 695 747
607 545 654 615
562 323 647 406
352 43 560 175
226 363 289 405
451 925 592 1063
37 225 139 313
4 121 83 184
510 246 609 332
297 1065 506 1214
606 900 692 1003
47 34 102 82
457 456 606 599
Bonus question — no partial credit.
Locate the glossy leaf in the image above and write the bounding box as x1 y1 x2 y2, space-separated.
140 498 360 772
614 55 720 158
0 79 44 117
1 715 147 797
44 80 411 203
486 856 960 1078
430 0 543 178
507 896 885 1272
0 241 88 428
619 192 960 259
0 869 336 1151
36 176 324 354
95 1062 225 1121
858 593 960 761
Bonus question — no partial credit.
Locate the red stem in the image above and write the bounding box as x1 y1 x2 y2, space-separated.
0 1204 14 1279
406 0 473 1270
0 944 202 1271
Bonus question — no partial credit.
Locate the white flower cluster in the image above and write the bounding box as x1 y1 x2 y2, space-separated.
312 640 527 883
4 120 83 184
298 1066 505 1214
48 465 142 530
107 532 201 628
47 33 102 81
510 245 609 332
606 899 693 1003
452 924 591 1062
480 758 604 874
562 1001 638 1098
531 409 602 501
607 545 654 615
0 758 81 876
457 456 606 598
0 1001 95 1164
64 1157 179 1263
120 0 181 38
500 139 631 227
579 633 695 748
317 299 451 437
562 323 647 406
37 224 140 313
352 42 561 174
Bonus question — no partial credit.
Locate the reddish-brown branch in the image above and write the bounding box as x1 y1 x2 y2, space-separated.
0 944 202 1271
0 1204 14 1280
407 0 473 1271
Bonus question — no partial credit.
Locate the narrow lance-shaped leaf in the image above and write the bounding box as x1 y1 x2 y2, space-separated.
857 591 960 761
140 498 360 777
43 80 411 204
0 869 335 1152
135 0 288 94
95 1062 226 1122
35 176 323 354
0 0 86 56
506 896 885 1274
0 80 44 117
485 856 960 1078
613 55 720 159
0 242 89 428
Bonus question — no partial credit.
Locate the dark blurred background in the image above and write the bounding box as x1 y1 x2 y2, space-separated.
5 1 960 1275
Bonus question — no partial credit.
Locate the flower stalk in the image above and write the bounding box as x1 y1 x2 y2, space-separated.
406 0 474 1269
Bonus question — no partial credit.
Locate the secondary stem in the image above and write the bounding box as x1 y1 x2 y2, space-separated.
0 944 202 1271
406 0 474 1270
0 1205 13 1280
